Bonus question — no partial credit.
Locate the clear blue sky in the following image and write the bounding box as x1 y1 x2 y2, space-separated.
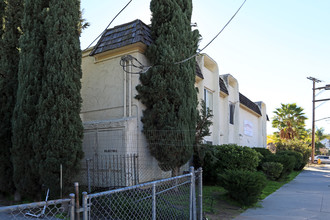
80 0 330 135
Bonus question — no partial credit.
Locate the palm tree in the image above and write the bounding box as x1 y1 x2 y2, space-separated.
315 127 326 142
272 103 307 140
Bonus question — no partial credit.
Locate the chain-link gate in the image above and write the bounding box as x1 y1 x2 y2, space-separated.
81 167 203 220
0 194 75 219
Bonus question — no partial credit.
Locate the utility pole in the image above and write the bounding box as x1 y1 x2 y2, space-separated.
308 77 320 164
307 76 330 163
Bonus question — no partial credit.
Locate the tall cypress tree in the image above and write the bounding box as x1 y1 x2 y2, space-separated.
12 0 83 199
34 0 83 197
0 0 8 193
0 0 4 49
12 0 49 198
136 0 199 175
0 0 23 194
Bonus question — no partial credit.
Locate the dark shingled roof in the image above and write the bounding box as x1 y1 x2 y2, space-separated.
239 93 262 116
90 19 152 56
90 19 203 78
196 64 203 79
219 77 229 95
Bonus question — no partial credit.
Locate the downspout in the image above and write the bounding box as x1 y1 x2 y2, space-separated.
123 59 127 117
129 59 132 117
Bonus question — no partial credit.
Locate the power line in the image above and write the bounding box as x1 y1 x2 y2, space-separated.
175 0 247 64
315 117 330 122
120 55 152 74
316 90 325 97
122 0 248 74
85 0 133 51
316 101 327 109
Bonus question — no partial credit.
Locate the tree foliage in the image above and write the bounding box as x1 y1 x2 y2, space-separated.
12 0 48 199
136 0 199 175
0 0 23 194
12 0 83 199
272 103 307 140
315 127 326 142
193 100 213 167
34 0 84 197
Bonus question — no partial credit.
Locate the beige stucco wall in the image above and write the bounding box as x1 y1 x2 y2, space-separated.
238 106 261 147
195 56 267 148
80 48 268 187
226 75 240 145
219 94 228 143
196 54 221 145
80 46 172 185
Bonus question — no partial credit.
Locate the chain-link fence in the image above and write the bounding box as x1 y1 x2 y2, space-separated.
0 167 202 220
0 194 75 220
81 167 202 220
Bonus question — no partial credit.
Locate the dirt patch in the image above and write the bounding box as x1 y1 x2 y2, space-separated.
204 191 243 220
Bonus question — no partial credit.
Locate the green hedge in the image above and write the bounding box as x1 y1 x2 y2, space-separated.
203 144 261 185
264 154 296 179
219 170 267 206
277 150 303 171
252 147 273 170
276 141 310 170
262 162 283 180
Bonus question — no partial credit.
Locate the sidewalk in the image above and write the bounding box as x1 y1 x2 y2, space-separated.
235 164 330 220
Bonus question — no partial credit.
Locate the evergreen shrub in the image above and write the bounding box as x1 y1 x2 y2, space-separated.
219 170 267 206
262 162 283 180
202 145 219 185
203 144 260 185
252 147 273 170
277 150 303 171
276 141 310 170
264 154 296 179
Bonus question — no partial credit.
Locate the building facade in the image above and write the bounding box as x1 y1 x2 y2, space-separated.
80 19 268 186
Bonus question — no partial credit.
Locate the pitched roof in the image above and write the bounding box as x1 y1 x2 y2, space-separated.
90 19 204 78
239 93 262 116
196 64 203 79
219 77 229 95
90 19 152 56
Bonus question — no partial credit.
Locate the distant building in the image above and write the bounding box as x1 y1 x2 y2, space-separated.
195 54 267 147
320 139 330 149
80 19 268 187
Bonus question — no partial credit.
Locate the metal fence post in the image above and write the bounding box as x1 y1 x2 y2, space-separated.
86 159 91 193
189 166 196 220
152 183 156 220
198 168 203 220
82 192 88 220
70 193 75 220
74 182 80 220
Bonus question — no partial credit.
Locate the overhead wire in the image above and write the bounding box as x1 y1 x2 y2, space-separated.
120 55 152 74
316 90 325 97
119 0 248 74
84 0 133 51
315 117 330 122
175 0 247 64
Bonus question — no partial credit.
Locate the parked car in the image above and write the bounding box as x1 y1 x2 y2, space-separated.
314 155 330 164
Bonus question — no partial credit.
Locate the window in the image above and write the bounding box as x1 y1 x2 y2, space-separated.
204 88 213 111
229 103 235 125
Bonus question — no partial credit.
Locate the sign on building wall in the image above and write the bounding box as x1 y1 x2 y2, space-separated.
244 120 253 137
